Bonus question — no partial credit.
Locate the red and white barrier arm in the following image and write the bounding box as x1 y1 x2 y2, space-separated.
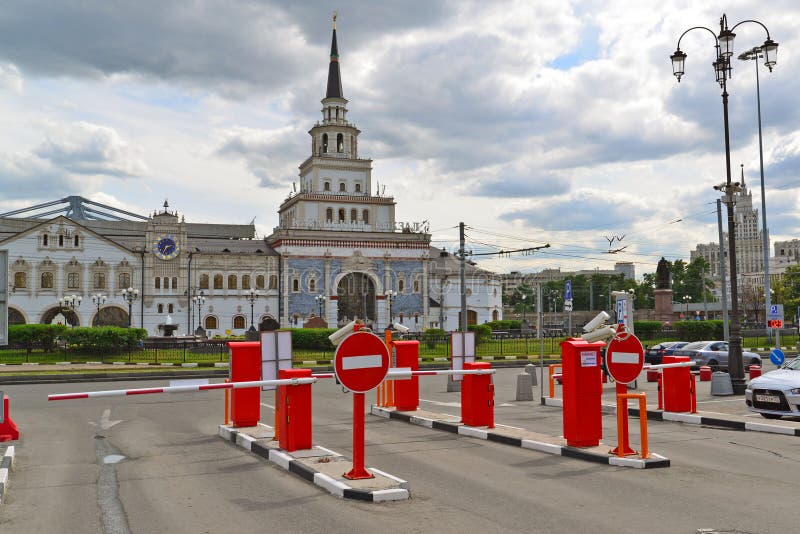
643 361 697 371
48 377 318 401
386 368 495 380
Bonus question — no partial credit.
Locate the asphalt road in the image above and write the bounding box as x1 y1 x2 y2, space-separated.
1 369 798 533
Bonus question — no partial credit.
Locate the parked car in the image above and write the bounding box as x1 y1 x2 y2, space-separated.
746 356 800 419
672 341 762 371
645 341 690 365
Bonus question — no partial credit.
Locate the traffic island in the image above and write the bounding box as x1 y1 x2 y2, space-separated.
218 424 409 502
371 406 670 469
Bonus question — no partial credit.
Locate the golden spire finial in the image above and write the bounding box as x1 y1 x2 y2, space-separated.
333 11 337 30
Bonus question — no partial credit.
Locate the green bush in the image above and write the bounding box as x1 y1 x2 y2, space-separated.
633 321 663 339
673 321 717 341
467 324 492 344
62 326 147 351
9 324 67 354
423 328 446 348
484 320 522 331
291 328 337 350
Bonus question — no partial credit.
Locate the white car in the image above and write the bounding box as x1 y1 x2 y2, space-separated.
745 356 800 419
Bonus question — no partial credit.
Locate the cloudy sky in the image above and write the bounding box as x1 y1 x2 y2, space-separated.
0 0 798 278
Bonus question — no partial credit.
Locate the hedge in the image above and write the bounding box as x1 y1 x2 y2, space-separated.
467 324 492 343
62 326 148 351
423 328 446 348
484 320 522 331
633 321 663 339
9 324 67 354
291 328 337 350
673 320 724 341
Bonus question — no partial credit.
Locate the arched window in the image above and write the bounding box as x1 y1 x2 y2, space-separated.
119 272 131 288
41 272 54 289
58 235 64 247
94 272 106 289
74 235 80 247
213 274 223 289
338 209 345 222
326 208 333 222
337 133 344 153
172 277 178 290
292 278 300 292
339 182 346 192
362 209 369 224
14 272 26 289
168 304 174 314
413 279 420 293
228 275 237 289
268 275 277 289
324 181 331 191
155 277 161 289
398 278 405 293
67 272 80 289
199 274 209 289
309 278 316 292
233 315 246 329
322 133 328 153
204 316 218 330
158 304 164 313
492 309 499 321
256 275 266 289
355 183 361 193
42 234 48 246
242 275 251 290
350 208 357 221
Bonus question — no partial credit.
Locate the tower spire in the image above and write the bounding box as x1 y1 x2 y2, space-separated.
326 12 343 98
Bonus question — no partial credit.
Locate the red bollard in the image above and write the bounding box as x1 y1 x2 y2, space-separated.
393 341 419 411
657 374 663 410
0 394 20 441
646 369 659 382
699 366 712 381
229 342 261 427
277 369 312 452
461 362 494 428
749 365 762 380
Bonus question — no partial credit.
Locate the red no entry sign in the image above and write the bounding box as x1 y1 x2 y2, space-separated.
334 331 390 393
605 333 644 384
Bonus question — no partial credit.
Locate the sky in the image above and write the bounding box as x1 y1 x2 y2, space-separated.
0 0 798 279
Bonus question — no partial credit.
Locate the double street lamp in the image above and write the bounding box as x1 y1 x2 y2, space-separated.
121 287 139 328
192 291 206 335
58 294 82 326
91 293 106 326
384 290 397 329
245 288 260 329
682 295 691 318
671 13 778 394
315 294 326 318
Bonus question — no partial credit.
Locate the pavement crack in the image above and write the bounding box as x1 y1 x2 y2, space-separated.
94 428 132 534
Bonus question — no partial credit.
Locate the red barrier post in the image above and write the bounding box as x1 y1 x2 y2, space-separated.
277 368 312 452
690 373 697 414
461 362 494 427
610 382 636 456
393 340 420 411
344 392 373 480
657 374 663 410
0 394 20 442
229 342 262 427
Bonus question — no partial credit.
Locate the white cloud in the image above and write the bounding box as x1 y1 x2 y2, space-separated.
0 63 23 92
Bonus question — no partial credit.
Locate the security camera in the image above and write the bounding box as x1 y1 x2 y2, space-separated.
328 320 356 346
581 325 617 343
393 322 410 333
583 311 610 333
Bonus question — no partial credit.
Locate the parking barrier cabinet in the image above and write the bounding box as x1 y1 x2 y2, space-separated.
229 342 261 427
560 338 605 447
461 362 494 427
392 340 420 411
277 368 313 452
662 355 691 412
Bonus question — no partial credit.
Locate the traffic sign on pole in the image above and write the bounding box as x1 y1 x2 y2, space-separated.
605 333 644 385
564 280 572 301
334 331 391 393
766 304 784 322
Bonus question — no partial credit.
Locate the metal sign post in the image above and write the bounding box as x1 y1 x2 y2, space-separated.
766 304 784 352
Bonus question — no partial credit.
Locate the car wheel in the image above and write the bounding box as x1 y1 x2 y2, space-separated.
760 413 782 420
707 359 719 372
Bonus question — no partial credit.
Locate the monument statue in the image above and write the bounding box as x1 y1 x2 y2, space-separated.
656 257 671 289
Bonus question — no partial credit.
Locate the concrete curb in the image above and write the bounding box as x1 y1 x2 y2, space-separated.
219 425 409 502
0 446 16 504
541 397 800 437
372 406 669 469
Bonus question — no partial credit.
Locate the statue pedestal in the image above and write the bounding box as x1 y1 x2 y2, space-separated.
654 289 673 323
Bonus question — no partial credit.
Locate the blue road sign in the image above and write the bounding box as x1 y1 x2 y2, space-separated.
564 280 572 301
770 348 785 366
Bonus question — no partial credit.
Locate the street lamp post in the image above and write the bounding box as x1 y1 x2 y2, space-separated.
91 293 106 326
682 295 691 318
315 294 326 319
57 294 82 326
192 291 206 335
521 294 527 324
121 287 139 328
738 46 772 340
245 288 259 339
384 290 397 329
671 13 778 395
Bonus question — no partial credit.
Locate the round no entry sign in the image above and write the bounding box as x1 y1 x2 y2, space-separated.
605 334 644 384
334 331 390 393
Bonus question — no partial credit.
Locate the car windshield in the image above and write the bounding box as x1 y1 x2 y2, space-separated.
682 341 709 350
786 358 800 370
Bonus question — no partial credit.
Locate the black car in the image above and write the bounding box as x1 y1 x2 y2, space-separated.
644 341 689 365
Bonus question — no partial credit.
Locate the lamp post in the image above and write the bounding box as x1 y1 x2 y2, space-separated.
738 46 772 340
384 290 397 329
682 295 691 318
315 294 326 319
58 294 82 326
91 293 106 326
192 291 206 335
671 13 778 395
521 294 527 324
121 287 139 328
245 288 260 329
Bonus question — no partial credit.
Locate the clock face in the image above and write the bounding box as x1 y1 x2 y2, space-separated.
153 234 180 260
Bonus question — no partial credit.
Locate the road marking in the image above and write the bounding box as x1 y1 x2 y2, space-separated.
696 399 746 404
341 354 383 370
88 408 123 430
260 402 275 410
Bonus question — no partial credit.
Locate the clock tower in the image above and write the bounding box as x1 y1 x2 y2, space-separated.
144 200 189 315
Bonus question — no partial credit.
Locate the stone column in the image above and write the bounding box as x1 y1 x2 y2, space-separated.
654 289 674 323
282 254 290 327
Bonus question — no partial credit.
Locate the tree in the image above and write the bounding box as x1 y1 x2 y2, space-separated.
780 266 800 323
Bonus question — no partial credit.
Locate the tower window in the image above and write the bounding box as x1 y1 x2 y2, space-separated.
326 208 333 222
351 209 357 221
324 181 331 191
74 235 80 247
172 277 178 290
398 279 405 293
337 133 344 153
339 182 346 192
362 209 369 224
322 133 328 153
309 278 316 292
155 277 161 289
338 209 345 222
59 235 64 247
42 235 48 246
355 183 361 193
168 304 174 314
292 278 300 292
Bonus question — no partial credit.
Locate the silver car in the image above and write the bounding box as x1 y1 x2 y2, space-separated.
746 356 800 419
673 340 762 371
